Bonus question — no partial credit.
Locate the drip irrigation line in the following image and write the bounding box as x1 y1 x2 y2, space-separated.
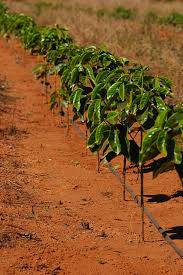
69 117 183 260
106 163 183 259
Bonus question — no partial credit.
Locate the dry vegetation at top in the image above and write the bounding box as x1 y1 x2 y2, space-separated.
5 0 183 102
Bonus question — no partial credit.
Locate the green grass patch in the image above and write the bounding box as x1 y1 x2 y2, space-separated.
160 12 183 27
97 5 135 20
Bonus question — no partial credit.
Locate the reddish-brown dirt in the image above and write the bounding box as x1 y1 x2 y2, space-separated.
0 38 183 275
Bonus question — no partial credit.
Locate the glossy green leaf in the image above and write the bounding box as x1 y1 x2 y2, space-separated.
92 83 104 99
179 119 183 135
174 143 182 165
70 67 79 85
137 108 149 125
154 109 169 128
105 70 119 85
107 82 120 100
107 111 119 125
109 129 121 155
95 122 109 145
129 90 133 107
118 83 125 101
85 65 96 85
87 101 95 122
73 88 83 111
140 128 160 165
94 99 101 125
166 112 183 129
140 144 159 166
155 96 167 111
96 70 110 84
140 91 149 110
175 103 183 113
157 130 168 156
87 128 97 148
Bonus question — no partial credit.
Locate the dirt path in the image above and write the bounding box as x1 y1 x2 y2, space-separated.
0 39 182 275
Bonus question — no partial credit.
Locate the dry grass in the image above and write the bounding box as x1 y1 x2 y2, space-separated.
5 0 183 102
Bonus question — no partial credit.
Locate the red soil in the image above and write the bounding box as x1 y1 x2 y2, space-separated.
0 38 182 275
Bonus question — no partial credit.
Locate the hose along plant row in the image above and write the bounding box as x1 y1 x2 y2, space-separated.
0 1 183 240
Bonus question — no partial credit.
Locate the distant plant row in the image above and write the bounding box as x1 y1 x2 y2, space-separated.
31 1 183 28
0 1 182 185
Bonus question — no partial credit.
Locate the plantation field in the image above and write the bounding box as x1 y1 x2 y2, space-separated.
0 0 183 274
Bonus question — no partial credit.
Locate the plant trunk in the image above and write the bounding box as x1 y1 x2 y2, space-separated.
123 156 127 200
140 128 145 242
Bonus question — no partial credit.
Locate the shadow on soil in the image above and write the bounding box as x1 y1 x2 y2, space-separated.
145 190 183 203
165 226 183 240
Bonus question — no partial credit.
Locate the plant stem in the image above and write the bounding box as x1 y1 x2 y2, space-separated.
44 58 48 103
54 73 57 93
123 156 127 200
66 106 70 136
140 128 145 242
85 121 88 155
140 163 145 242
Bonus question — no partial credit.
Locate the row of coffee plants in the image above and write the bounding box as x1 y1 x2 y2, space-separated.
0 2 183 184
145 10 183 27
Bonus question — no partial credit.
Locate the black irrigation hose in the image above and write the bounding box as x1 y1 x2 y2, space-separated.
106 163 183 259
69 118 183 260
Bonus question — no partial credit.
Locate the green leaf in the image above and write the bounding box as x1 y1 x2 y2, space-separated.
105 70 119 85
95 122 109 145
92 83 104 99
154 109 169 128
175 103 183 113
80 51 92 64
96 70 110 84
155 96 167 111
107 82 120 100
87 101 95 122
87 128 97 148
62 68 70 83
118 83 125 101
129 90 133 107
137 108 149 125
154 77 160 89
94 99 101 125
109 129 121 155
95 122 105 145
157 130 168 156
166 112 183 129
50 92 57 110
70 67 79 85
107 111 119 125
113 129 121 155
174 143 182 165
179 119 183 135
140 91 149 110
73 88 83 111
85 65 96 85
140 128 160 165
